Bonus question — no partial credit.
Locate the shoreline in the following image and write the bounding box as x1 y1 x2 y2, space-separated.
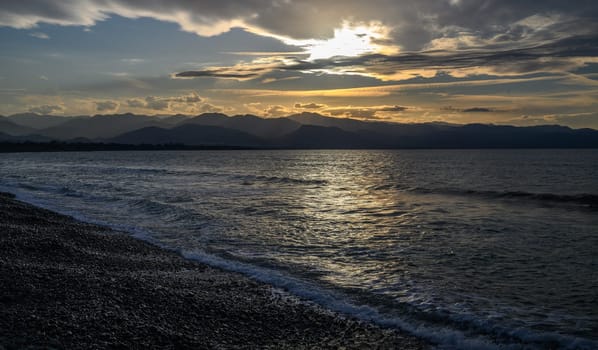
0 191 427 349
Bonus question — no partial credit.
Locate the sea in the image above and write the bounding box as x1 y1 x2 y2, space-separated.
1 149 597 349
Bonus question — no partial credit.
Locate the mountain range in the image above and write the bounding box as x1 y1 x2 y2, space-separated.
1 112 598 149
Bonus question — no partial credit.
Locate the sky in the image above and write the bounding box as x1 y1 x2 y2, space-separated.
1 1 598 128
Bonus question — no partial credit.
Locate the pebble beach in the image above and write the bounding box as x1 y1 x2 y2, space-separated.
0 192 427 349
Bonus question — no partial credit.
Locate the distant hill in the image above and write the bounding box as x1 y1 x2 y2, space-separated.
2 111 598 149
371 123 598 148
107 124 266 147
0 116 39 136
288 112 376 132
276 125 370 148
7 113 72 129
160 114 192 125
0 131 53 143
181 113 300 138
37 113 168 140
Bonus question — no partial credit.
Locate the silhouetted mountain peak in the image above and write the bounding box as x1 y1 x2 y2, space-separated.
287 112 386 132
37 113 165 140
0 116 38 136
9 112 41 118
183 112 300 138
89 113 152 120
7 113 72 129
278 124 370 148
108 123 265 147
288 112 334 124
190 112 229 120
2 112 597 148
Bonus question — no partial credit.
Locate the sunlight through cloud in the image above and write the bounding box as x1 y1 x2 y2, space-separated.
284 22 396 60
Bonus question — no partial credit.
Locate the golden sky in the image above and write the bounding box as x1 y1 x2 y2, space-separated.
1 1 598 128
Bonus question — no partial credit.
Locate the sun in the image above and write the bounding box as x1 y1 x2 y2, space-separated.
284 22 394 61
306 25 376 60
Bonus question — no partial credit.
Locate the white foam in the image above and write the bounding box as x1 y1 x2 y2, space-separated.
178 249 516 350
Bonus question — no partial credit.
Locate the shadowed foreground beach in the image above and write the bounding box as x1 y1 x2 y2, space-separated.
0 192 426 349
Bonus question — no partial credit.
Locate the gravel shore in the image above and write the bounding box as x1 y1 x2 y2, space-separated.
0 192 427 349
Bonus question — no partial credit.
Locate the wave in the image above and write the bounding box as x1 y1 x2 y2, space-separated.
403 187 598 207
18 183 85 199
138 247 598 349
18 183 43 191
66 164 223 178
490 191 598 206
126 198 206 225
236 174 328 186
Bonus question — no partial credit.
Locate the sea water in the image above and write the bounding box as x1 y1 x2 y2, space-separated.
1 149 597 349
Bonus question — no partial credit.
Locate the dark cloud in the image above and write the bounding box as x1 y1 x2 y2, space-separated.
28 104 64 115
294 103 325 109
175 35 598 81
462 107 494 113
176 70 259 79
443 106 506 113
95 100 119 112
344 35 598 74
1 1 597 50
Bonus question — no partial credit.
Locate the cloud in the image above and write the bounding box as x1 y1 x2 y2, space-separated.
125 92 203 110
308 35 598 79
244 102 292 117
294 102 326 109
170 91 202 103
144 96 170 110
326 108 379 119
324 105 409 119
553 112 598 129
503 115 556 126
264 105 289 117
95 100 119 112
174 35 598 82
208 75 572 101
121 58 146 64
261 76 301 84
121 92 222 114
195 103 224 114
174 57 296 81
29 32 49 39
126 98 145 108
2 1 597 51
505 112 598 129
3 1 598 127
28 104 64 115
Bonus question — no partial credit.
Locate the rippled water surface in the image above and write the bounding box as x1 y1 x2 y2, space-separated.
2 150 597 349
